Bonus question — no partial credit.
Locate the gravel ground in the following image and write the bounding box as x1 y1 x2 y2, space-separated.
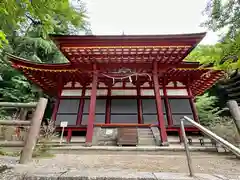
0 152 240 179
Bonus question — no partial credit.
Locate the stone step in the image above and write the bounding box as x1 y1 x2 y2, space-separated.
138 139 155 143
138 129 152 132
50 145 218 153
138 137 155 140
138 143 156 146
139 138 155 141
138 137 156 145
167 136 213 145
138 132 153 135
138 140 156 144
139 134 154 137
51 137 86 143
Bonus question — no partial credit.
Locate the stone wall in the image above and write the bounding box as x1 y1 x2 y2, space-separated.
92 127 118 146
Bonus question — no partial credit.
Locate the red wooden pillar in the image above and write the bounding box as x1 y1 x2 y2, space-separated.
76 87 86 125
187 86 199 123
66 128 72 143
85 68 98 146
163 80 173 126
51 98 60 122
51 87 62 121
105 85 112 124
153 61 168 145
137 85 143 124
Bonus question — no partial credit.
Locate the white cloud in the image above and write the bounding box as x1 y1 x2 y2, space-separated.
82 0 220 44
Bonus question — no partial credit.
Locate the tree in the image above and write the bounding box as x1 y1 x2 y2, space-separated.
0 0 87 45
203 0 240 38
200 0 240 71
0 0 88 109
187 41 240 72
195 93 221 126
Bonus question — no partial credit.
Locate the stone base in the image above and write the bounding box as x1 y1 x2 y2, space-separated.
161 141 170 146
84 142 92 147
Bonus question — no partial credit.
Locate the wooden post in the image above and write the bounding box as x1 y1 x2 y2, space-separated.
226 100 240 135
85 69 98 146
19 98 48 164
153 61 168 145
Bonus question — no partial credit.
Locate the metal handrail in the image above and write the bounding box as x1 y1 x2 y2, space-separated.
180 116 240 176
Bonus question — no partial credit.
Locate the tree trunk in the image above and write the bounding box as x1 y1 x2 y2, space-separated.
226 100 240 135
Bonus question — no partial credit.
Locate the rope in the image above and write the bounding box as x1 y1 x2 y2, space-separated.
101 73 152 85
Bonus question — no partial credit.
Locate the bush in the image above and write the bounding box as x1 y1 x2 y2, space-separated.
196 93 240 145
195 93 221 126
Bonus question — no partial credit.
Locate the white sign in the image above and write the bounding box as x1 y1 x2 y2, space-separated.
60 121 68 127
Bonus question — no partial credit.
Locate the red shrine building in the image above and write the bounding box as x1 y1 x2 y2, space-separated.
8 33 224 146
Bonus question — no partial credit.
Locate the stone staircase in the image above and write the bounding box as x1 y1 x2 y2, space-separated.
168 135 214 147
137 128 156 146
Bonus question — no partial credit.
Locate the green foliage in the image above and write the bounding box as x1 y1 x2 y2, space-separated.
186 34 240 72
195 93 221 126
0 1 88 118
9 36 68 63
0 149 20 157
186 44 222 64
198 0 240 71
0 31 7 49
203 0 240 38
0 0 87 41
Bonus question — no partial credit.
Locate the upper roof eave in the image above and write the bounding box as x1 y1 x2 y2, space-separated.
49 32 206 47
49 32 206 41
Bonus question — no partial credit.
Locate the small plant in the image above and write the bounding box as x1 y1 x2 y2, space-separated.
33 119 57 158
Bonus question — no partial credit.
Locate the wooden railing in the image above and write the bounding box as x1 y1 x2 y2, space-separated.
0 98 48 164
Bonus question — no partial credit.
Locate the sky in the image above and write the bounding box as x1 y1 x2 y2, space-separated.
81 0 220 45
